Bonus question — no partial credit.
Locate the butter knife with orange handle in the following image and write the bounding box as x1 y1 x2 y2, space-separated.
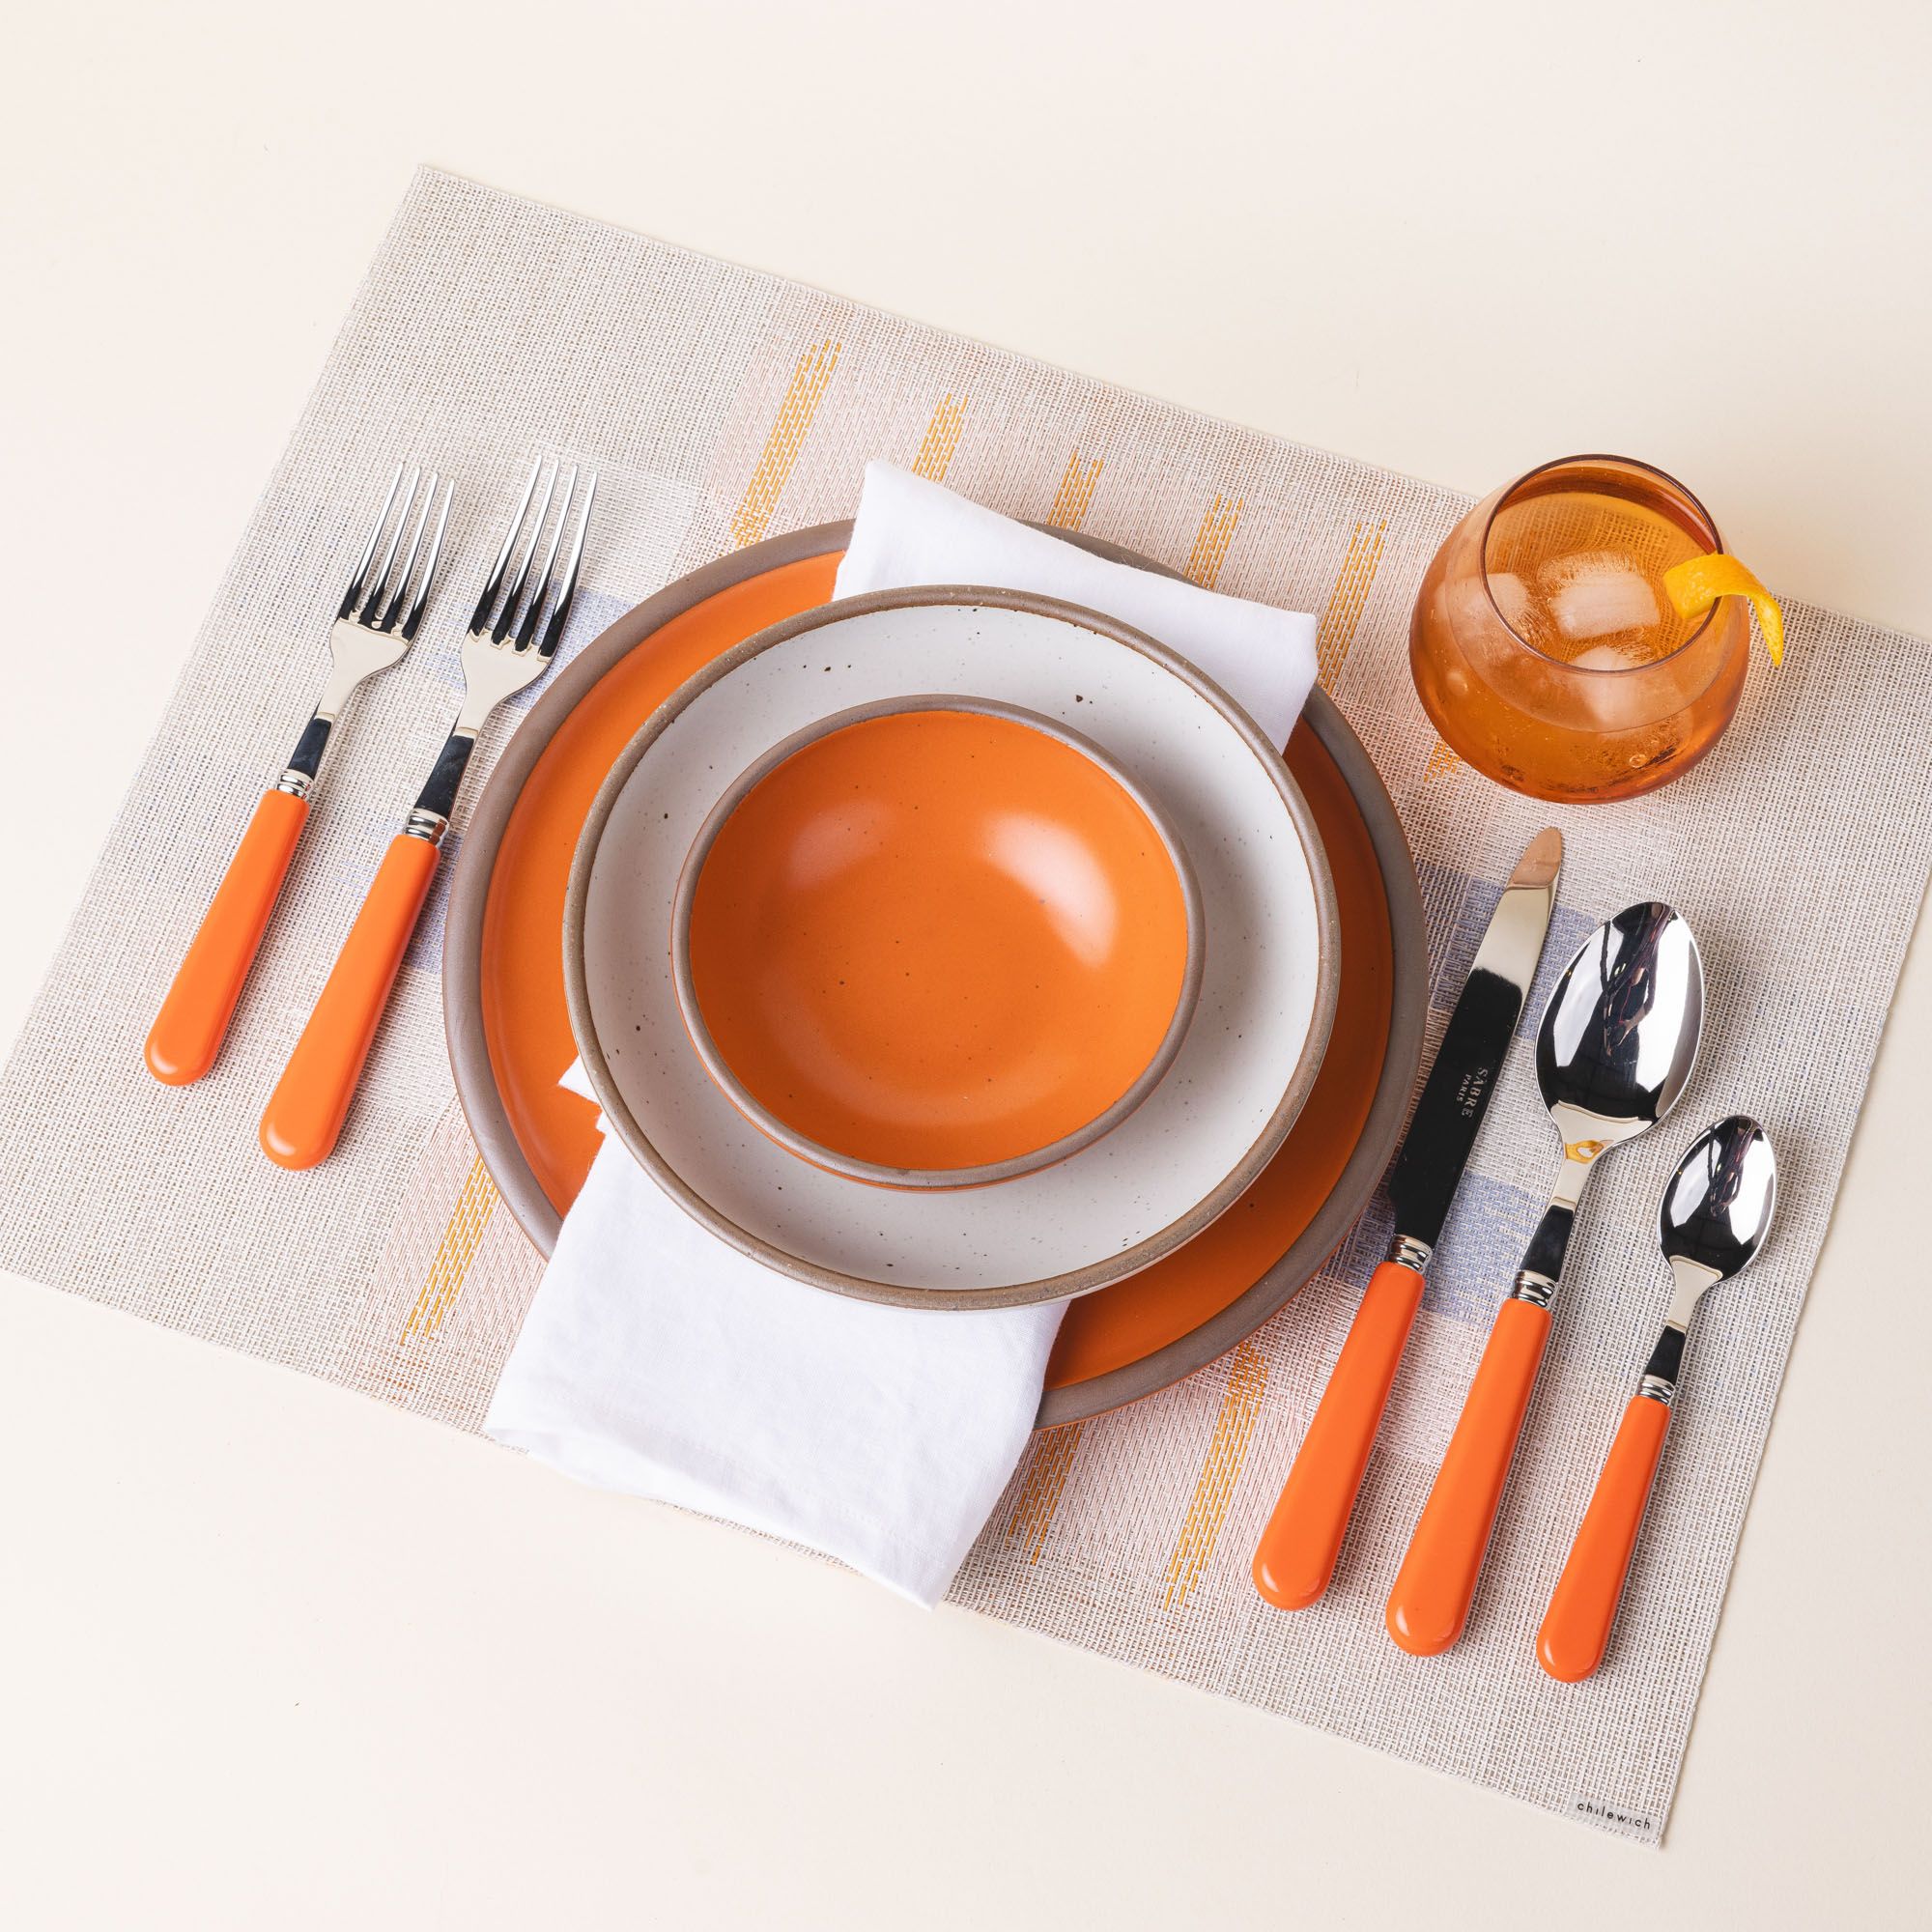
1252 830 1561 1611
144 466 451 1085
1538 1117 1775 1681
259 460 595 1170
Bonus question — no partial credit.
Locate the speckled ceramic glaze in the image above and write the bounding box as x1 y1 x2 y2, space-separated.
565 588 1338 1310
671 696 1206 1190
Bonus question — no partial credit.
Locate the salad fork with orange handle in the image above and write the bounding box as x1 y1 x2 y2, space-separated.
144 464 453 1085
258 459 596 1170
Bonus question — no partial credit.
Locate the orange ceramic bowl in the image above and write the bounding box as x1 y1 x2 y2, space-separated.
671 696 1204 1189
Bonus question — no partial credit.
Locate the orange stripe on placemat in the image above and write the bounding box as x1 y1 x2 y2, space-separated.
1183 494 1243 590
1046 450 1104 530
401 1153 498 1343
1424 739 1461 781
1163 1342 1268 1608
1005 1422 1085 1564
911 393 968 483
729 339 841 549
1315 521 1387 693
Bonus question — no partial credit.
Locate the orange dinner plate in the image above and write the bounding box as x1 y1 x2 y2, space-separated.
444 526 1424 1424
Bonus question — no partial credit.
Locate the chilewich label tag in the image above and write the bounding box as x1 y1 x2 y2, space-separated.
1567 1794 1657 1840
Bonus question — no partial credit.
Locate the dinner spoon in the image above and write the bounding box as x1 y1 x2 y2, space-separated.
1384 901 1704 1657
1537 1115 1776 1681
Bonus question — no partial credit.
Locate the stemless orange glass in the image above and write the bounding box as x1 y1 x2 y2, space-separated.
1410 455 1751 802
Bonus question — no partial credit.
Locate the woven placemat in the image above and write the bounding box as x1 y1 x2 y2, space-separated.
5 168 1929 1842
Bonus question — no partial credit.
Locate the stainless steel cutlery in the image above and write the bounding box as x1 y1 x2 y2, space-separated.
1385 901 1705 1657
1254 829 1563 1610
1538 1116 1776 1680
144 465 452 1084
259 459 595 1170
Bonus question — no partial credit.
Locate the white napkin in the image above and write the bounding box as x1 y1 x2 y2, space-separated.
838 464 1317 747
485 464 1318 1606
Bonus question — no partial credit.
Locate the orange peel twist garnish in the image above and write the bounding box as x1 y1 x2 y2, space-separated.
1662 554 1784 667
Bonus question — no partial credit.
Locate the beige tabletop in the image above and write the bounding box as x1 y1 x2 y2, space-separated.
4 3 1928 1925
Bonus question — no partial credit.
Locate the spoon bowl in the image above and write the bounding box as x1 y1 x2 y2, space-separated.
1536 900 1704 1154
1659 1114 1777 1290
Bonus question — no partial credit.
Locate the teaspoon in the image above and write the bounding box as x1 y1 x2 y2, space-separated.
1537 1115 1776 1681
1385 901 1704 1657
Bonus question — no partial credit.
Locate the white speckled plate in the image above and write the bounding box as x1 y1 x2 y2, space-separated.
565 588 1338 1310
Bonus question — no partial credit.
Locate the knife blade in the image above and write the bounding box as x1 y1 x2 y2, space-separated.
1386 827 1564 1254
1253 827 1562 1611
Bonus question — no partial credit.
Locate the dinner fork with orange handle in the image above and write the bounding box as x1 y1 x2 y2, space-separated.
143 465 451 1086
258 459 595 1170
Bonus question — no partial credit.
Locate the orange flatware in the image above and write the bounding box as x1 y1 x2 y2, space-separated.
1383 1296 1551 1652
145 791 310 1084
1538 1116 1775 1681
259 836 439 1166
1538 1394 1668 1681
145 465 450 1084
1254 830 1561 1610
673 698 1202 1189
1386 902 1703 1657
260 460 594 1169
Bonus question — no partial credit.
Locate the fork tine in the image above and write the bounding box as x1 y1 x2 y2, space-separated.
512 469 577 650
398 481 454 641
376 470 439 633
356 467 421 621
537 472 597 660
491 463 558 644
337 463 405 621
469 459 544 635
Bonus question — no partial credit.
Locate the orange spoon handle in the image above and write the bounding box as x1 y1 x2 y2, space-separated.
259 834 440 1170
145 788 310 1085
1537 1394 1670 1682
1386 1295 1551 1656
1253 1260 1428 1608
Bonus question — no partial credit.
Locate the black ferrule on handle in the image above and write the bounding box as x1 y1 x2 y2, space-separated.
1640 1324 1688 1389
413 732 477 823
285 714 333 781
1520 1201 1577 1286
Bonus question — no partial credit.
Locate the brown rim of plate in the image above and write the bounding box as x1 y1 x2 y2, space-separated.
440 523 1426 1417
668 693 1208 1191
563 585 1342 1311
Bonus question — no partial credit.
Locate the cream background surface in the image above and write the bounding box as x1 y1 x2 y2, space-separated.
3 3 1927 1926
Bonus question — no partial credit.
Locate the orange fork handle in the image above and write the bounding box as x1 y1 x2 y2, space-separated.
259 834 439 1171
1537 1395 1670 1682
145 789 310 1085
1386 1295 1551 1656
1254 1261 1427 1608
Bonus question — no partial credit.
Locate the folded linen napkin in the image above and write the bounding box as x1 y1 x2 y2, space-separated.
485 464 1319 1605
839 464 1317 748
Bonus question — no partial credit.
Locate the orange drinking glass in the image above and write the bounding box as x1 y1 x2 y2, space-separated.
1410 456 1755 803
